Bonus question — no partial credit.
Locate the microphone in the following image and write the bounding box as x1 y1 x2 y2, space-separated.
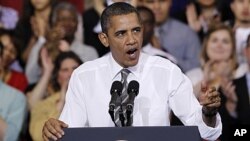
126 80 139 126
109 81 122 125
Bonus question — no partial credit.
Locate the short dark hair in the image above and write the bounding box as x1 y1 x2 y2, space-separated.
137 6 155 25
51 1 78 25
100 2 141 33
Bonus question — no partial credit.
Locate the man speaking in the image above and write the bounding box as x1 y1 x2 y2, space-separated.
42 2 222 141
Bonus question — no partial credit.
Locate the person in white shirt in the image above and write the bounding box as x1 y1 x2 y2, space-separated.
42 2 222 141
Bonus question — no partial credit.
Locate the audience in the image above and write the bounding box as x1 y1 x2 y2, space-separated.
0 40 27 141
186 23 248 96
25 2 98 85
0 29 28 92
139 0 201 72
227 0 250 64
137 6 177 64
219 33 250 140
185 0 221 41
14 0 57 67
28 51 82 141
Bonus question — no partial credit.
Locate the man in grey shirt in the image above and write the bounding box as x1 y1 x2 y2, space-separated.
140 0 201 72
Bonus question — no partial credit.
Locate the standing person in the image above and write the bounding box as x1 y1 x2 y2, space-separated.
42 3 222 141
139 0 201 72
0 29 28 92
227 0 250 64
25 2 98 85
0 40 27 141
137 6 177 64
185 0 221 41
14 0 57 67
218 34 250 141
186 24 248 96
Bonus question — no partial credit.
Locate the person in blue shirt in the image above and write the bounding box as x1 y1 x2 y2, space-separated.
0 40 27 141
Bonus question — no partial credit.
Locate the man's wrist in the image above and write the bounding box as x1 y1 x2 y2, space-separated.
202 107 218 117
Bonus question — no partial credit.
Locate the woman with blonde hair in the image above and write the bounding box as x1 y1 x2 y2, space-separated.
186 23 248 96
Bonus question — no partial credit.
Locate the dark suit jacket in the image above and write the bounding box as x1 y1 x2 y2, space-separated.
219 75 250 140
233 75 250 124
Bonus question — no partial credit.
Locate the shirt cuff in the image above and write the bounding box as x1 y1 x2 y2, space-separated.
196 107 222 141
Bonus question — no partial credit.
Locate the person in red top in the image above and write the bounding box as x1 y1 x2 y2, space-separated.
0 29 28 92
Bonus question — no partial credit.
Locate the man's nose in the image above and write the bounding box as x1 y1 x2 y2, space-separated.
127 32 136 45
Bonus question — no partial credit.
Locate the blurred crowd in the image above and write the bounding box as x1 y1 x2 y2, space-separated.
0 0 250 141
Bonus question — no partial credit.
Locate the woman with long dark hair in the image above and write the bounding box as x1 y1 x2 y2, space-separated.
28 50 82 141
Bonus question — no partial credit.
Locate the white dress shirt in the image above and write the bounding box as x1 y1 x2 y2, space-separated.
60 53 222 140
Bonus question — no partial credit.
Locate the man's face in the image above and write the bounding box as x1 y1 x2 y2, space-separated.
55 9 78 38
139 11 155 46
99 13 143 68
140 0 172 25
231 0 250 23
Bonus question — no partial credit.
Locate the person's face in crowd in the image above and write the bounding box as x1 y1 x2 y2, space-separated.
99 13 143 68
56 9 78 38
231 0 250 23
206 30 233 62
0 35 17 69
31 0 51 11
57 58 79 88
139 10 155 46
140 0 172 25
197 0 215 7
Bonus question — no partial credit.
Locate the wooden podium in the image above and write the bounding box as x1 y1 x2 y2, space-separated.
59 126 201 141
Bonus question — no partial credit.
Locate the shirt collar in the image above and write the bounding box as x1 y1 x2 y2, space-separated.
109 52 146 80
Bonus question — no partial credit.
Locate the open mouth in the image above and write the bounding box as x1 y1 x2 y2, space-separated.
127 48 137 55
126 48 138 60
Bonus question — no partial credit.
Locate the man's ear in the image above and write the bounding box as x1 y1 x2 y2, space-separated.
98 32 109 48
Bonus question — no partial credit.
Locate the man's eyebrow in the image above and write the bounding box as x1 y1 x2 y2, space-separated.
132 26 142 30
114 30 127 35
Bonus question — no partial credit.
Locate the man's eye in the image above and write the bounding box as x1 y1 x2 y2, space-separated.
133 28 141 33
115 31 125 37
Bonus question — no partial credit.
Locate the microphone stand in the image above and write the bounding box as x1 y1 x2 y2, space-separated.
108 105 116 126
126 104 133 126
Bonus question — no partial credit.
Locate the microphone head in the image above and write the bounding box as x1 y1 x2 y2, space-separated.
127 80 139 96
110 81 123 95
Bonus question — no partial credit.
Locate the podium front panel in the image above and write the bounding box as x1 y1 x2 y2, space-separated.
59 126 201 141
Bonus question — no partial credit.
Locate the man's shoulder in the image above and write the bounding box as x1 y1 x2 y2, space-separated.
144 54 179 71
74 55 108 74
